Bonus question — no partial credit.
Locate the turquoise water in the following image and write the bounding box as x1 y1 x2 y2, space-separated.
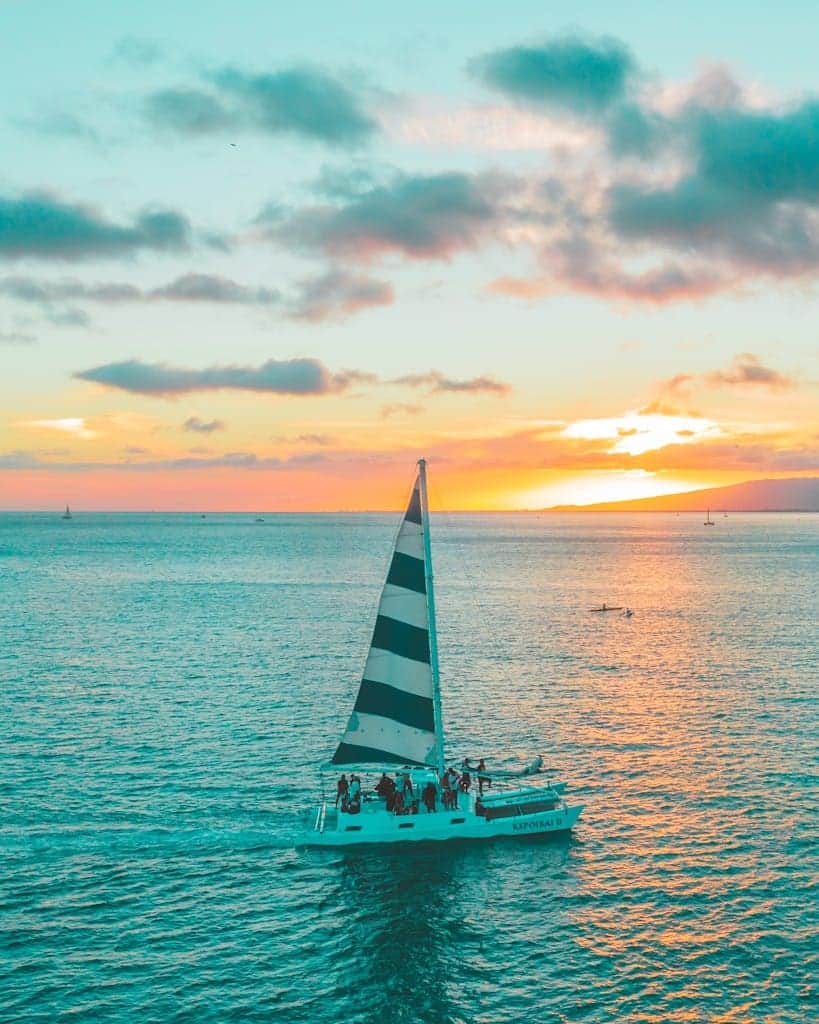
1 511 817 1023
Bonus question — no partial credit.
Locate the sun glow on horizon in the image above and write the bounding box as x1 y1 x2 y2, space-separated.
562 412 719 456
516 470 715 509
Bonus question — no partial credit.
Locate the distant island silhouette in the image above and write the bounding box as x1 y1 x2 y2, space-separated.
544 477 819 512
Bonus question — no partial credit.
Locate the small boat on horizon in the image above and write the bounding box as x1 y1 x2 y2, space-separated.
303 459 583 847
704 509 715 526
61 504 72 520
590 603 623 612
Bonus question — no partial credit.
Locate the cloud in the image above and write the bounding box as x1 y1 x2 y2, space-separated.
183 417 225 434
460 37 819 299
0 329 35 344
657 354 795 396
73 354 508 405
383 98 599 152
289 268 393 320
75 357 373 397
490 260 728 305
608 100 819 272
0 274 279 322
657 374 695 397
0 450 41 470
17 110 100 144
392 371 510 395
146 66 377 146
705 353 795 391
0 450 332 472
112 36 163 67
472 35 636 115
0 193 190 261
381 403 423 419
151 273 279 304
146 88 232 134
18 417 97 439
261 171 507 262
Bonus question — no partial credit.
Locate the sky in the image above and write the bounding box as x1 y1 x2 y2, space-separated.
1 0 818 510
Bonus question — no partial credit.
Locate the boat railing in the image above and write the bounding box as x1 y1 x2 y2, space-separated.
476 773 563 796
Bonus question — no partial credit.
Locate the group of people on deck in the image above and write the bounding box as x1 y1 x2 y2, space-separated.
334 772 362 814
335 758 491 816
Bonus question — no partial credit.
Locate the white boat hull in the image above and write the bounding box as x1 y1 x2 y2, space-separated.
302 790 583 847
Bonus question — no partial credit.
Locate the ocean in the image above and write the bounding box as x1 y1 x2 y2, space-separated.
1 511 817 1023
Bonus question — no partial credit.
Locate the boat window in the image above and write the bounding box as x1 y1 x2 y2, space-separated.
345 825 362 832
398 822 415 829
450 817 465 824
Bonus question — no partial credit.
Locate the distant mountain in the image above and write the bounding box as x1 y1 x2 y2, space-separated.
545 477 819 512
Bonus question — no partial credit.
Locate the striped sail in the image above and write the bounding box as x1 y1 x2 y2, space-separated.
331 470 439 767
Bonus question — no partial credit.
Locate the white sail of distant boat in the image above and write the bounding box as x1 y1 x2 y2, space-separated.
303 459 583 847
61 504 72 520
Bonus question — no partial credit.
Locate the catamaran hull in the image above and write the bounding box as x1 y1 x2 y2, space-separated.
302 802 583 847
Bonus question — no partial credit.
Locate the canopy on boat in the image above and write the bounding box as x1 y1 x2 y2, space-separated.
330 461 444 772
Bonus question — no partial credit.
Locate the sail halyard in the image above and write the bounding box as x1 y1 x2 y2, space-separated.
330 460 444 769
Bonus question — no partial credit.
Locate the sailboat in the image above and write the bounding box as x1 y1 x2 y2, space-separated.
704 509 714 526
304 459 583 847
61 504 72 520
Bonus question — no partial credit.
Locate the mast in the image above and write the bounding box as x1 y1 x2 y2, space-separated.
418 458 445 776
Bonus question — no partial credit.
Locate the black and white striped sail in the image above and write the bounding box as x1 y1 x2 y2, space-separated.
331 468 440 768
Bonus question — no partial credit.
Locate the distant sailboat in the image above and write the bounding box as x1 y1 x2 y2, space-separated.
61 504 72 520
704 509 714 526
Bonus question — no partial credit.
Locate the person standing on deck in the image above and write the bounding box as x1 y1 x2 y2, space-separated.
441 769 452 809
335 774 349 808
445 767 461 808
477 759 491 795
401 772 413 802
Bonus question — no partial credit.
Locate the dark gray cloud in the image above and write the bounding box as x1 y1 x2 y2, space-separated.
152 273 279 304
75 357 374 397
0 273 279 312
73 354 508 404
609 100 819 271
0 193 190 261
146 88 232 134
183 417 225 434
392 371 510 395
290 268 393 320
472 35 636 115
263 171 507 261
146 66 377 146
